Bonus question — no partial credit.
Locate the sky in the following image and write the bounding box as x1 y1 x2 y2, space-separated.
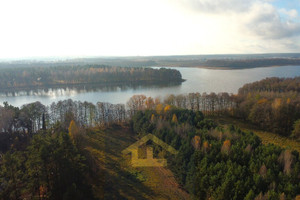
0 0 299 59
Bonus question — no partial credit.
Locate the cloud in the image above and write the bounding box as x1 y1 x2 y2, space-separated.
279 8 298 18
173 0 300 39
180 0 250 13
244 3 300 39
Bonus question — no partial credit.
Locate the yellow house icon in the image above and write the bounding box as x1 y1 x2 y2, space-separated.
122 134 178 167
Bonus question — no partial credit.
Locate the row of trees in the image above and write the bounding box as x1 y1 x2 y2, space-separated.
0 101 46 134
126 88 300 138
0 65 183 91
126 93 235 116
0 100 127 153
0 100 126 131
49 100 126 129
131 107 300 200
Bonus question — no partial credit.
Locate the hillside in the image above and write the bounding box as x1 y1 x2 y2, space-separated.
131 108 300 200
81 125 189 200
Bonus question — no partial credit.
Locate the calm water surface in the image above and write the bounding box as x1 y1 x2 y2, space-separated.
1 65 300 107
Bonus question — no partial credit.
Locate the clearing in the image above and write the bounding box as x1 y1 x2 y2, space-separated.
80 124 189 200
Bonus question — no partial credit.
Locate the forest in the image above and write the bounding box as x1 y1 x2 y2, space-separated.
0 65 183 91
0 98 299 199
131 107 300 200
0 77 300 199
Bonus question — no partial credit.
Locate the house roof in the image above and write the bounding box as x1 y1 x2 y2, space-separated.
122 134 178 155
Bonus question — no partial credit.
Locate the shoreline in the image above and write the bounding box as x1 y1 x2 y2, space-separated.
153 64 300 70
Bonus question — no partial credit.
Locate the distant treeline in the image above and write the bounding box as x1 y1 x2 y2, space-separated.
2 54 300 69
0 65 183 91
201 58 300 69
154 58 300 69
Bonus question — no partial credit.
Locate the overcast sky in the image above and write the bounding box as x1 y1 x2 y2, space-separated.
0 0 299 58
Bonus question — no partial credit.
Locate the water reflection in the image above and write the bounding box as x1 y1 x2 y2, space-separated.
0 81 182 98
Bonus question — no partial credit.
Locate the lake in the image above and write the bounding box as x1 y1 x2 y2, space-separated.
1 65 300 107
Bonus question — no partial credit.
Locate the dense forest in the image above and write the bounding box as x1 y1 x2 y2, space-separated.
131 107 300 200
0 65 183 91
1 99 299 199
0 131 94 200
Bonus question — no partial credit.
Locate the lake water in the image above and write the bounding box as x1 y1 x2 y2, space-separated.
1 65 300 107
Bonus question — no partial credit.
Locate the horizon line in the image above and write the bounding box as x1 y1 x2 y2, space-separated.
1 52 300 62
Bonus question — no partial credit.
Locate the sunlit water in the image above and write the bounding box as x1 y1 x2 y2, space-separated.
1 65 300 107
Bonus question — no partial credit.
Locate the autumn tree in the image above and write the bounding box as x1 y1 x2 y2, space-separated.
259 164 267 177
291 119 300 140
191 135 201 150
221 140 231 154
68 120 80 144
150 114 156 123
127 95 146 116
145 97 155 109
164 105 171 113
278 150 293 175
156 104 163 115
172 114 178 123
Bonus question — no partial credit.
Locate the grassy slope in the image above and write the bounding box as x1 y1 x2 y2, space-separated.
210 116 300 153
80 124 189 200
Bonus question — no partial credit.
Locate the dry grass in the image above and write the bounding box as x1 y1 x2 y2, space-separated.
80 124 190 200
210 116 300 153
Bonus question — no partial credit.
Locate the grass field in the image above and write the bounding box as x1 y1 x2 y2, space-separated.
210 116 300 153
80 124 189 200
